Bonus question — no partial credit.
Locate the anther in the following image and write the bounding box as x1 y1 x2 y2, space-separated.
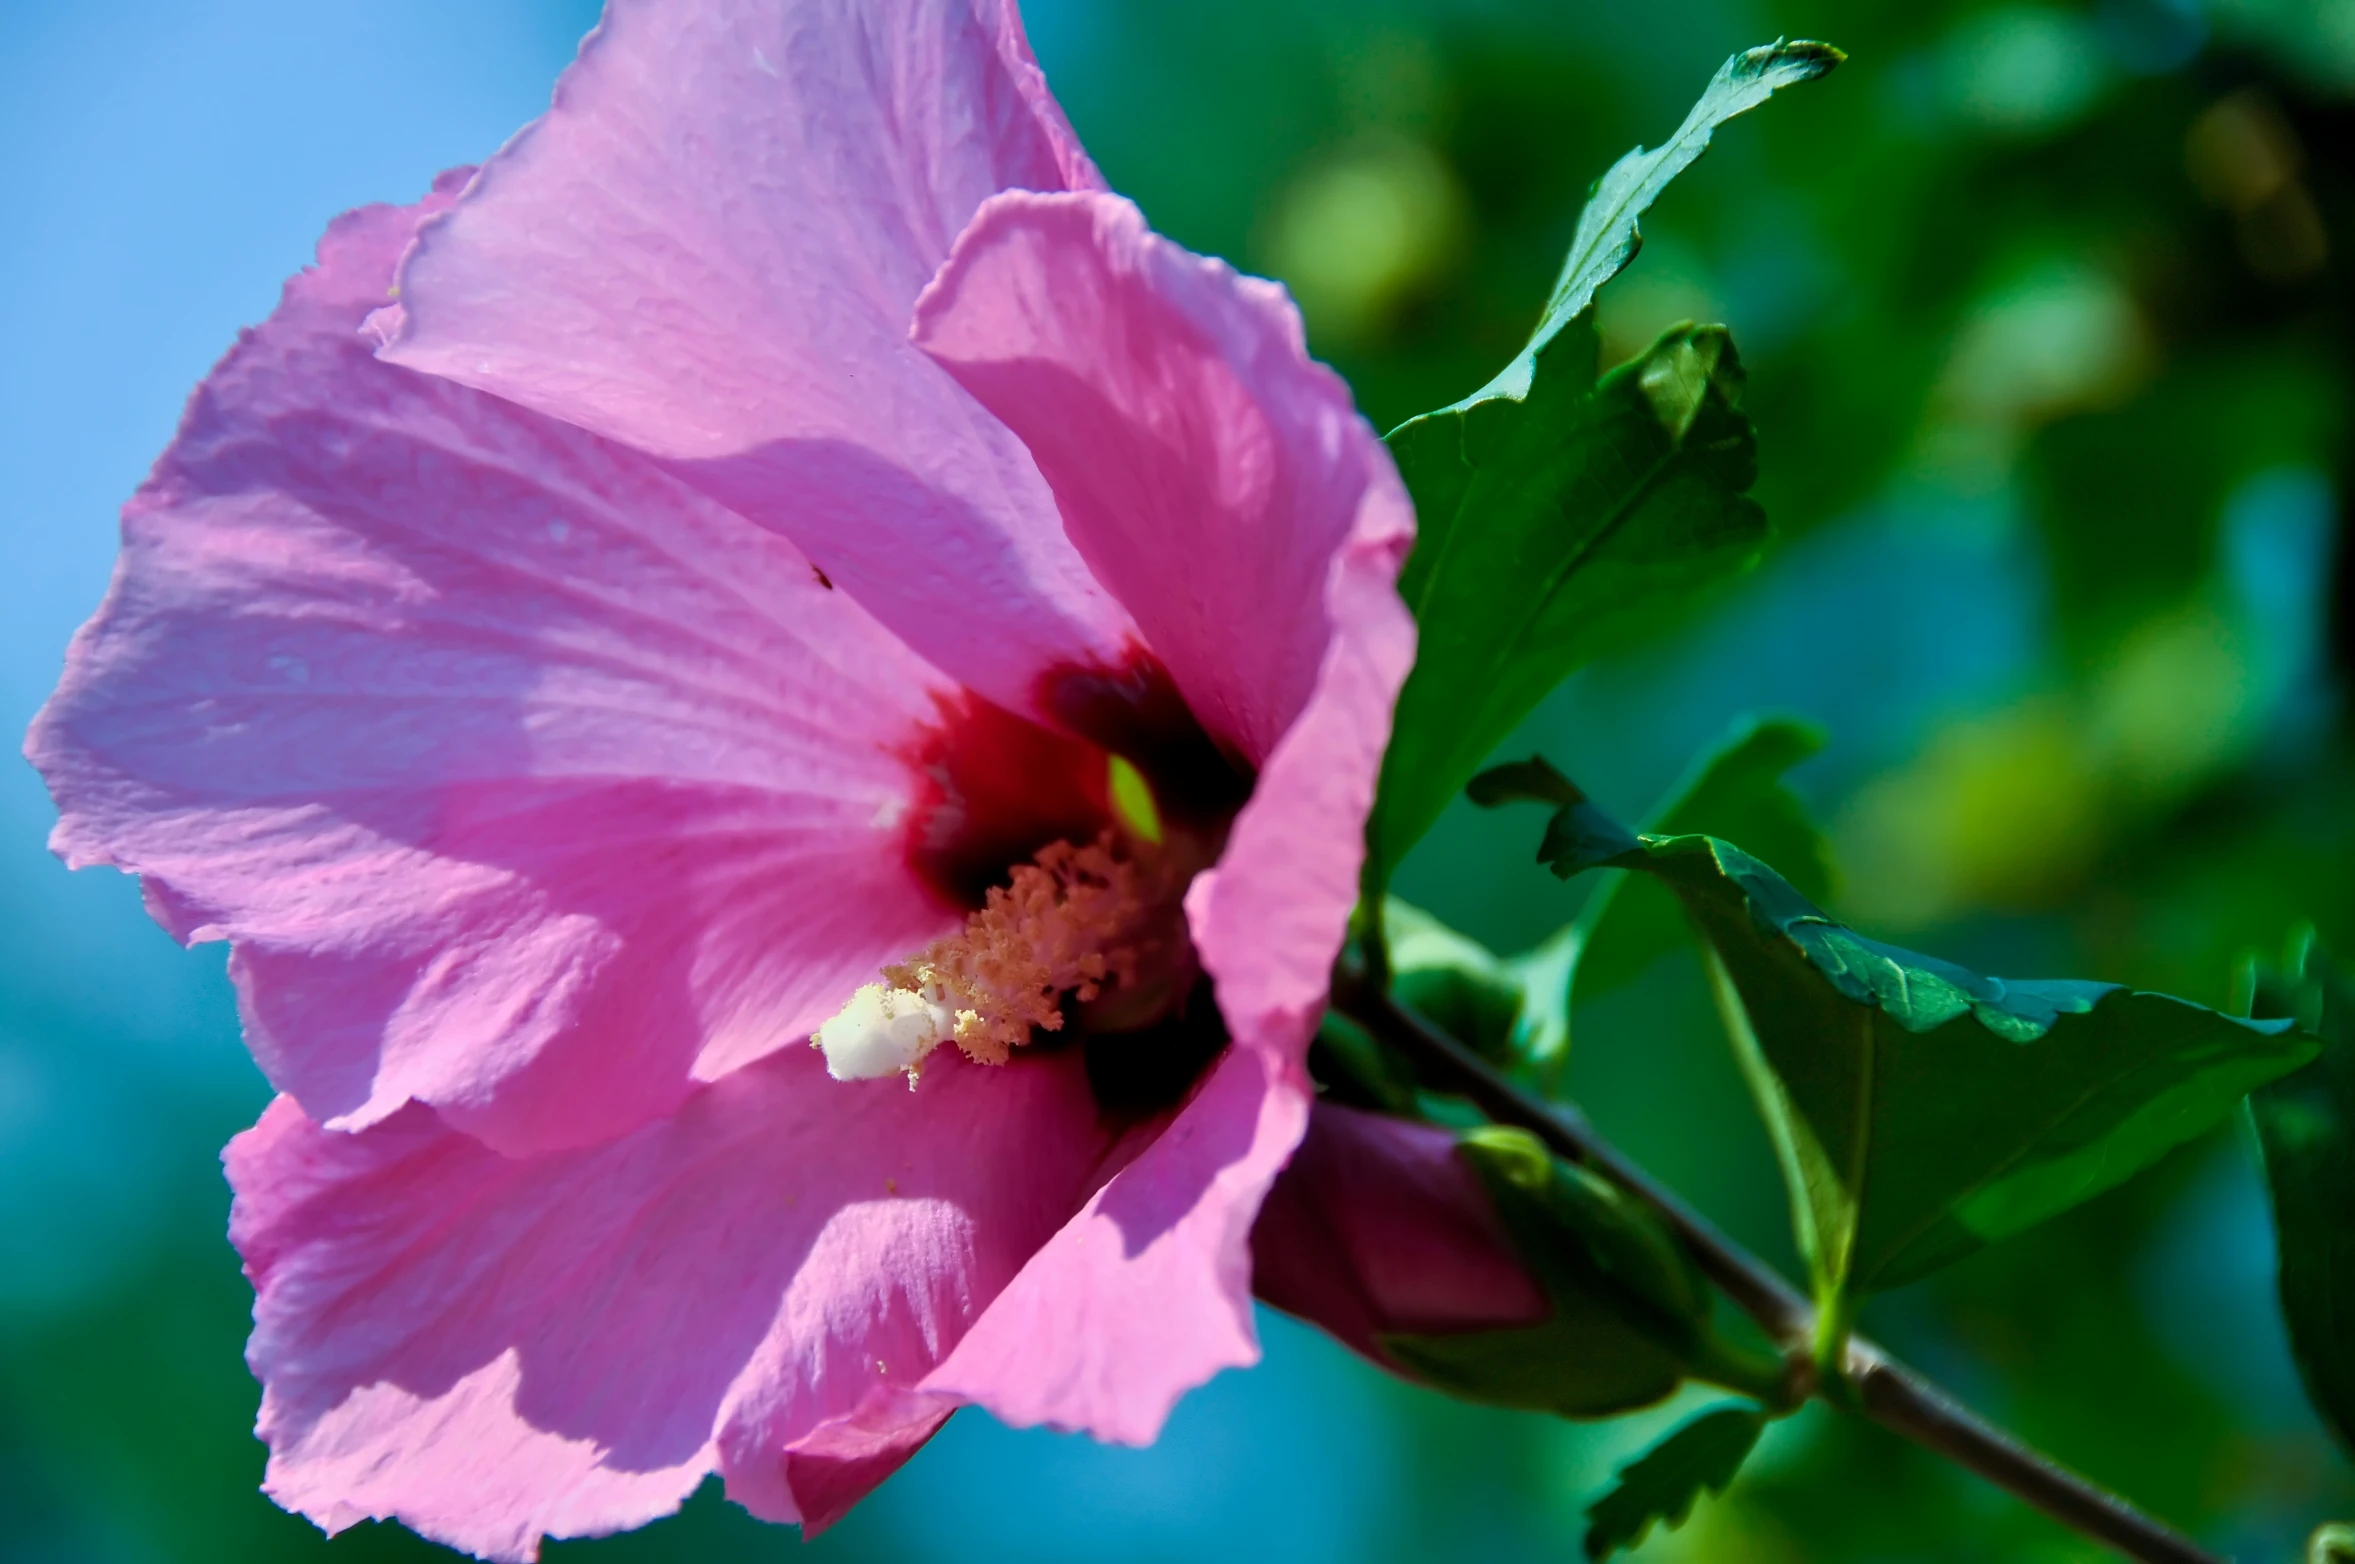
813 832 1159 1085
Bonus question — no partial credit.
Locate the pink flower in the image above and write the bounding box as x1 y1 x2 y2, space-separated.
26 1 1413 1557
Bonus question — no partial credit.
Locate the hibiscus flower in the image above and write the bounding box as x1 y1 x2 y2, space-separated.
27 0 1416 1556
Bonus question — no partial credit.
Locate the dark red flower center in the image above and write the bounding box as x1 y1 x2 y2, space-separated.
813 650 1249 1117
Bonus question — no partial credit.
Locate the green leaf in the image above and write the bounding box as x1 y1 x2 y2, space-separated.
1582 1406 1766 1561
2311 1522 2355 1564
1648 718 1832 888
1387 901 1529 1066
1579 715 1832 1000
1442 719 1827 1086
1380 898 1575 1080
1373 326 1768 887
2250 932 2355 1458
1477 769 2318 1305
1455 39 1844 415
1385 1127 1784 1416
1363 41 1841 892
1464 755 1583 809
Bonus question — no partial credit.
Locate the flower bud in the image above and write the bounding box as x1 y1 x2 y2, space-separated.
1255 1104 1786 1415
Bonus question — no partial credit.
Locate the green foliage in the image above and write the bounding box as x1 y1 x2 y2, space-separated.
1363 42 1841 891
1395 718 1826 1088
2029 349 2345 667
1577 715 1832 1001
1381 898 1576 1080
1374 327 1768 885
1476 761 2317 1309
1387 900 1530 1064
2313 1522 2355 1564
2251 933 2355 1459
1448 39 1844 416
1384 1128 1785 1416
1582 1405 1767 1561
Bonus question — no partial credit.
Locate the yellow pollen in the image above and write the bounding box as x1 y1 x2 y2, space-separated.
813 831 1166 1082
886 832 1149 1066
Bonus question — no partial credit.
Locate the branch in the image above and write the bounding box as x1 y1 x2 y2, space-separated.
1331 974 2225 1564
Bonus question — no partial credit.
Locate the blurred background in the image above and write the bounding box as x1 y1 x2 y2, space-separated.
5 0 2355 1557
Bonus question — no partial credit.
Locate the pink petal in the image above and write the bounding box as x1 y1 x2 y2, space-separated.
659 423 1407 1456
1184 459 1416 1064
768 1387 954 1538
229 1044 1117 1561
376 0 1134 725
920 1043 1307 1443
28 187 956 1156
913 190 1405 766
1252 1103 1547 1368
907 196 1416 1440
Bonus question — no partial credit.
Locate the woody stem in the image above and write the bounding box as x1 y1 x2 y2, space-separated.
1329 973 2225 1564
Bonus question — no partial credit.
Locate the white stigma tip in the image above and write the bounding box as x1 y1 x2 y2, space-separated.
813 983 952 1082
